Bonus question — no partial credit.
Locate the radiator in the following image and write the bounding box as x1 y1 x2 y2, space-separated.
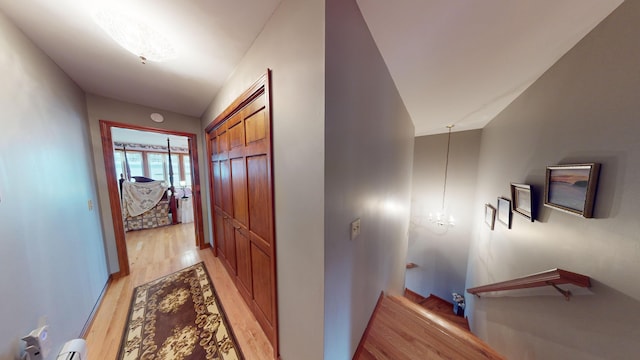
56 339 87 360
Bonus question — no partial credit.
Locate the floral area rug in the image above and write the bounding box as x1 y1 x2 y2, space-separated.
117 262 244 360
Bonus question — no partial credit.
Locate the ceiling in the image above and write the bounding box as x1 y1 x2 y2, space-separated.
357 0 623 135
0 0 281 117
0 0 623 135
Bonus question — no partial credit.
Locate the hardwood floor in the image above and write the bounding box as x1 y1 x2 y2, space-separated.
84 224 274 360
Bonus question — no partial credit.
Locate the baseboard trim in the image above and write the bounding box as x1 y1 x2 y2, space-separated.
80 275 112 338
353 291 385 359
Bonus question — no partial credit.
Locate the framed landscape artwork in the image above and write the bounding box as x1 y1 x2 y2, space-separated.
485 204 496 230
544 163 600 218
511 183 534 222
497 197 511 229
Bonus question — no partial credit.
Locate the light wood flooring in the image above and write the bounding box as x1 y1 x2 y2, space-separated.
84 223 274 360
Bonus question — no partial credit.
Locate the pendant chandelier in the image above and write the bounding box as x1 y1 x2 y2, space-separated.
429 125 456 229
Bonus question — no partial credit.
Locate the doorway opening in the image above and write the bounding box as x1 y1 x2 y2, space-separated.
100 120 205 277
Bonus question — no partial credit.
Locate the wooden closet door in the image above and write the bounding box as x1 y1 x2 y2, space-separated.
206 72 277 357
243 94 276 339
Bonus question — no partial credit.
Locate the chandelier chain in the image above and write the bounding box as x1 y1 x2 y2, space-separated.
441 125 454 211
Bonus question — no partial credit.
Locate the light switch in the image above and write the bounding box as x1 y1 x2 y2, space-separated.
350 218 361 240
88 200 93 211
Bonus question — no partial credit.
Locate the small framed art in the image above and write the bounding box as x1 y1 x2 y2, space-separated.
544 163 600 218
510 183 534 222
497 197 511 229
484 204 496 230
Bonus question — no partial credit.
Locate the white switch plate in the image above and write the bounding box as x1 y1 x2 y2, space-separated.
350 218 361 240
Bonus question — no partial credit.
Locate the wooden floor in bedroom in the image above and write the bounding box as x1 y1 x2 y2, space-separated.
84 223 274 360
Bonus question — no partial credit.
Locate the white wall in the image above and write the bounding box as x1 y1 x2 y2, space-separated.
406 130 481 302
324 0 415 358
0 12 108 360
200 0 326 358
466 1 640 358
86 94 205 273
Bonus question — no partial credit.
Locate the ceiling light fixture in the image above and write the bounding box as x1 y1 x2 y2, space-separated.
429 125 456 231
94 9 176 64
150 113 164 123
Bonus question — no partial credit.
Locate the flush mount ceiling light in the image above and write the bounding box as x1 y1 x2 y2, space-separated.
94 9 176 64
150 113 164 123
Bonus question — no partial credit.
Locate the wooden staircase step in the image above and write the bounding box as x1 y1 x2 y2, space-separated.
403 289 470 331
354 293 504 360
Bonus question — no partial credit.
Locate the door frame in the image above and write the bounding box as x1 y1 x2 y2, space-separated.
100 120 206 277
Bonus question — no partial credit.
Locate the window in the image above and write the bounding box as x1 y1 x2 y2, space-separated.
127 152 144 177
114 151 124 178
146 153 181 185
147 153 166 182
113 148 188 187
183 155 191 186
170 154 180 185
114 150 143 178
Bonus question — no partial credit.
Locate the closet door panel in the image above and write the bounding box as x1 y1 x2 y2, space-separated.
220 160 233 215
223 218 236 274
251 243 273 324
214 209 225 260
247 155 270 244
235 227 252 303
228 113 245 149
212 161 222 208
245 110 266 145
217 128 229 153
210 136 218 156
231 157 248 226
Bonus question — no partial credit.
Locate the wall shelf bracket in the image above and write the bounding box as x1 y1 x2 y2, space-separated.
547 282 572 301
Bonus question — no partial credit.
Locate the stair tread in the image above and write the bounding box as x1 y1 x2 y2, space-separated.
404 289 470 331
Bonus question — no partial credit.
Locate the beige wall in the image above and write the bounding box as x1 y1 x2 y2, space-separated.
406 130 481 302
200 0 326 358
466 1 640 358
323 0 415 357
0 12 108 360
86 94 206 273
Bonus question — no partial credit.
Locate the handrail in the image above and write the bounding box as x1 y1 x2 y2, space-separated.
467 268 591 301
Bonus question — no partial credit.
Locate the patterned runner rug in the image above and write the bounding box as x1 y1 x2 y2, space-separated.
117 262 244 360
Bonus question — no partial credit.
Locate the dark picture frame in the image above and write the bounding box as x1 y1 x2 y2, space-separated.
510 183 534 222
484 204 496 230
544 163 600 218
496 197 511 229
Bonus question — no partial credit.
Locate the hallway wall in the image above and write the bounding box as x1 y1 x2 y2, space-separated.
466 1 640 358
200 0 326 358
0 11 108 360
323 0 415 358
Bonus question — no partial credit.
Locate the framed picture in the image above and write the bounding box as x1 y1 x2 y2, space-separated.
484 204 496 230
544 163 600 218
496 197 511 228
510 183 534 222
